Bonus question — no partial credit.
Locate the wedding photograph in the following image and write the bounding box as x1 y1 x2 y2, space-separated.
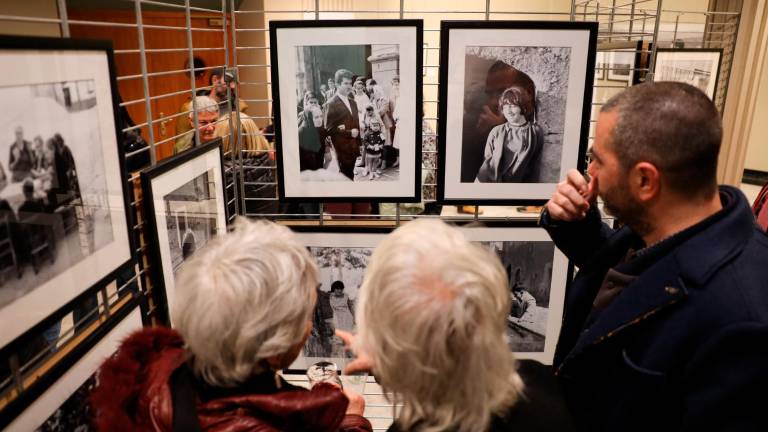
271 20 422 201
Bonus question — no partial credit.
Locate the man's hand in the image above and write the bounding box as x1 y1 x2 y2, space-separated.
343 388 366 416
351 128 359 138
546 169 598 222
336 330 373 374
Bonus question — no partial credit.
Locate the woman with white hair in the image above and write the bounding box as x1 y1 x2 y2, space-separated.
339 219 573 432
91 219 372 431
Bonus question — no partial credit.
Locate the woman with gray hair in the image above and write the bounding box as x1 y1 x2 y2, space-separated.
339 219 573 432
91 219 372 431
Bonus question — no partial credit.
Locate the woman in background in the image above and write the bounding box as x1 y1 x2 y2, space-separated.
298 106 327 172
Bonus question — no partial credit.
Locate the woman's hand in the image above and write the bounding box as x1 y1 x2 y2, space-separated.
335 330 373 374
343 388 366 416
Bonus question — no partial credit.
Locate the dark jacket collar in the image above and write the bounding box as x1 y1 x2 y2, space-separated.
559 186 755 369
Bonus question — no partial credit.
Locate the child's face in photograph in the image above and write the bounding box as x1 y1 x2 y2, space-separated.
371 123 381 132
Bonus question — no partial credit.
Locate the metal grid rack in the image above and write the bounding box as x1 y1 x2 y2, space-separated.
0 0 742 426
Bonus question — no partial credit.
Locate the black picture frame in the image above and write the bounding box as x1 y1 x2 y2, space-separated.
1 296 144 430
436 21 597 205
269 19 424 203
284 220 573 373
0 35 136 353
652 48 723 100
140 139 227 325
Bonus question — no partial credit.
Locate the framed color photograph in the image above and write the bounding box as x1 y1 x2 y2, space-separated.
0 36 134 352
270 20 423 202
5 304 143 431
437 21 597 204
653 48 722 100
141 139 227 325
462 225 570 364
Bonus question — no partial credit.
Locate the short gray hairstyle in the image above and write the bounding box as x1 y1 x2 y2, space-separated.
356 219 523 432
600 81 721 199
188 95 219 118
172 218 318 387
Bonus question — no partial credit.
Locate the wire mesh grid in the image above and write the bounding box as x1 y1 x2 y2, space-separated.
0 0 741 424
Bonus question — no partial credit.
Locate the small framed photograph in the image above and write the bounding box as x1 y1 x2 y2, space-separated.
269 20 423 202
653 48 722 100
141 139 227 325
437 21 597 204
0 36 134 352
462 225 570 364
4 303 143 431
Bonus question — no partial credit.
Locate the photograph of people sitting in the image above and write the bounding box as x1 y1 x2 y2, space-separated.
0 124 83 296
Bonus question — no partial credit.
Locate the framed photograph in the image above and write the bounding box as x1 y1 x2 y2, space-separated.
653 48 722 100
0 36 134 352
270 20 423 202
437 21 597 204
606 43 636 83
463 226 570 364
141 139 227 325
287 224 569 371
287 229 382 372
594 51 606 81
5 303 143 431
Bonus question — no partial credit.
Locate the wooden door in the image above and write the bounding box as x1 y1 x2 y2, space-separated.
68 9 230 161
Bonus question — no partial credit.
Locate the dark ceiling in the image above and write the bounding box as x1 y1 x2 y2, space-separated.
65 0 245 12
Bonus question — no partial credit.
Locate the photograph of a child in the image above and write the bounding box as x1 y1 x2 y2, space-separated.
303 246 371 361
461 47 570 184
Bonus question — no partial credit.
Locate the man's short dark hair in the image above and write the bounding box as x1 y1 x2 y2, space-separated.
334 69 354 86
209 67 236 85
600 81 722 199
331 280 345 291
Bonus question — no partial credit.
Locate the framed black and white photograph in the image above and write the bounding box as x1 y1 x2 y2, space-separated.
141 139 226 325
288 230 383 372
653 48 722 100
437 21 597 204
594 51 606 80
0 36 134 352
606 47 635 83
5 304 142 431
462 226 569 364
288 225 569 368
270 20 423 202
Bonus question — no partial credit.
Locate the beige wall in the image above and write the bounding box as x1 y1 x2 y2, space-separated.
0 0 61 37
744 39 768 172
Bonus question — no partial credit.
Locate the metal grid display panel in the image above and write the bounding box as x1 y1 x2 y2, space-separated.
0 0 741 427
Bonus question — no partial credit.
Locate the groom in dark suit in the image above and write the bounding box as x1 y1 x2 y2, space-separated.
324 68 361 180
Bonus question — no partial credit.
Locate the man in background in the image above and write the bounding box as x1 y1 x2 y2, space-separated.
175 68 247 149
173 96 219 155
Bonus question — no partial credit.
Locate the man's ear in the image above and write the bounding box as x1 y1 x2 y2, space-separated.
631 162 661 202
